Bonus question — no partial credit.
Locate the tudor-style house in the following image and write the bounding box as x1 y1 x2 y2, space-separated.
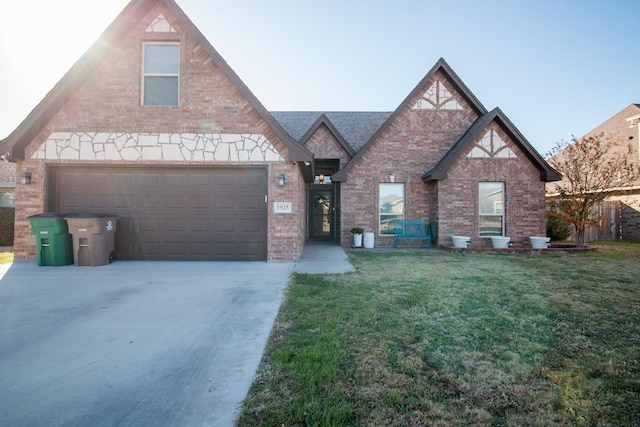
0 0 560 262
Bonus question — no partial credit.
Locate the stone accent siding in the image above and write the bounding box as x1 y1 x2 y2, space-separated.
32 132 283 162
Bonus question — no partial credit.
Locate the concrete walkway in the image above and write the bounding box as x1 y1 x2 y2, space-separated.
294 240 355 274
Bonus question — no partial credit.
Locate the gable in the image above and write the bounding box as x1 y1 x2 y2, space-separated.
302 124 352 169
0 0 311 163
300 115 355 156
332 58 486 182
423 108 562 182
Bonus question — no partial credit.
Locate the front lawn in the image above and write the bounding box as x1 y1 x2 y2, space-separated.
237 243 640 426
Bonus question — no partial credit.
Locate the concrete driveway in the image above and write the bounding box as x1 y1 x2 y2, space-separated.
0 260 294 426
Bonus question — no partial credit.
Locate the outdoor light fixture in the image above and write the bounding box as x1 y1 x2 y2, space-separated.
278 173 286 187
21 171 32 185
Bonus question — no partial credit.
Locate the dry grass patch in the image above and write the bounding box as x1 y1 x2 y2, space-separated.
0 251 13 264
237 244 640 426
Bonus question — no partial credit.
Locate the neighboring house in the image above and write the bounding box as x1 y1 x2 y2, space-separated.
547 104 640 241
0 0 560 262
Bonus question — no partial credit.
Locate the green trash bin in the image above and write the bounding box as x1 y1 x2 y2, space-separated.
27 213 74 266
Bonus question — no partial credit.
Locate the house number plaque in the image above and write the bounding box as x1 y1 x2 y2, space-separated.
273 202 292 214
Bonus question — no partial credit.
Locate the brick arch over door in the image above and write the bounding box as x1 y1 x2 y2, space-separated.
49 166 267 261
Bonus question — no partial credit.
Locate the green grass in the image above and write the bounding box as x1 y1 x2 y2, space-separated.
237 243 640 426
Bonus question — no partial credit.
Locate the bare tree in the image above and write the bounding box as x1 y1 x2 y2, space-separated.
546 132 637 247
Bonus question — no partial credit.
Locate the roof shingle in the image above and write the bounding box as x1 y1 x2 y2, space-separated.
270 111 391 152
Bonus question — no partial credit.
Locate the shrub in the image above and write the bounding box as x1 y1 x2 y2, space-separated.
546 209 572 242
0 208 15 246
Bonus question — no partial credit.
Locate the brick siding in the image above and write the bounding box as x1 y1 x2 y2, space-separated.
13 4 305 261
339 73 480 247
304 124 352 168
338 74 547 249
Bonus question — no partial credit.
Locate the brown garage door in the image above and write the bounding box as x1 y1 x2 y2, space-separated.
49 166 267 261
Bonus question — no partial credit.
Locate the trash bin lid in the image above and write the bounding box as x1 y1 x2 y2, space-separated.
64 213 118 219
27 212 75 219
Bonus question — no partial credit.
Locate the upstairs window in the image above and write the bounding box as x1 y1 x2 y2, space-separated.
479 182 504 236
142 43 179 106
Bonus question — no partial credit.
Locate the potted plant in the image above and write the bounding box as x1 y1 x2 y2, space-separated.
350 227 364 247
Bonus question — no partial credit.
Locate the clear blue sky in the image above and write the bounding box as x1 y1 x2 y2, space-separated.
1 0 638 156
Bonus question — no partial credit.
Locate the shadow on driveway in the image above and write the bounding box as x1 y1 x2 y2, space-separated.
0 260 294 426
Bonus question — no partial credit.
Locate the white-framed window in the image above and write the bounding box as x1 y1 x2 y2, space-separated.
379 183 404 235
479 182 504 236
142 42 179 106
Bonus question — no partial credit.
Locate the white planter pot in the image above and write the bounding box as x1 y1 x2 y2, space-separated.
529 236 551 249
353 233 363 247
363 232 375 249
491 236 511 249
451 235 471 248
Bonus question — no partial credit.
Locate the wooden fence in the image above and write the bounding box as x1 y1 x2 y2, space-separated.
569 200 640 242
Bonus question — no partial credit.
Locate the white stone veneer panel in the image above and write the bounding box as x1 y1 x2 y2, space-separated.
59 147 79 160
138 134 159 146
45 140 58 159
33 132 284 162
158 133 170 144
121 147 141 161
214 143 230 161
104 144 122 160
249 148 263 161
142 146 162 161
162 144 183 161
80 141 96 160
69 134 80 151
94 133 109 144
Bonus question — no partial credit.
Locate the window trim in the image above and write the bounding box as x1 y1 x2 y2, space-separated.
379 183 405 236
141 42 180 106
478 182 505 237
